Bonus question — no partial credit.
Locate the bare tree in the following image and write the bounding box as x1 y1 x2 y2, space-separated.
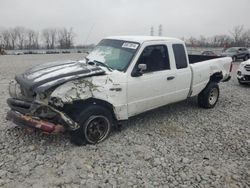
26 29 40 49
58 27 75 49
15 27 26 50
217 35 232 47
187 37 198 47
198 35 208 47
9 28 19 50
50 29 57 49
42 29 50 49
230 25 244 46
0 29 11 49
242 29 250 47
34 31 40 49
0 29 2 47
42 28 57 49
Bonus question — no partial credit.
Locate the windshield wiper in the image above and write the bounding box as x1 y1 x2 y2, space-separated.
87 60 113 72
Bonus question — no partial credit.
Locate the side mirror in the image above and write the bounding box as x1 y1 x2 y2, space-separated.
132 64 147 77
138 64 147 72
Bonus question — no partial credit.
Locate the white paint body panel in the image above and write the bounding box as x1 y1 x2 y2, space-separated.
190 57 232 96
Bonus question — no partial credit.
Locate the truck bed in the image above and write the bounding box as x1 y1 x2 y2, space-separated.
189 56 232 97
188 55 222 64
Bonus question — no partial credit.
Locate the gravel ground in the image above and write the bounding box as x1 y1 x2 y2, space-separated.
0 54 249 188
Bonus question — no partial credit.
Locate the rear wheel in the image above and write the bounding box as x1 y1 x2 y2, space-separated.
244 55 249 61
70 105 113 145
198 82 220 108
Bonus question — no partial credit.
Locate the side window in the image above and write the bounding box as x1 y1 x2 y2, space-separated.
173 44 188 69
137 45 170 73
239 48 246 51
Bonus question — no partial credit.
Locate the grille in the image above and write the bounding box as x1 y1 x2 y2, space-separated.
245 65 250 71
244 75 250 81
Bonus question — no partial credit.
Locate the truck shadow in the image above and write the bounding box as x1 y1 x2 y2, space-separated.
4 125 70 147
5 97 199 147
115 97 198 133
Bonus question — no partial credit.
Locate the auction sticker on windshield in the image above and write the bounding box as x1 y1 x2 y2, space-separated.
122 42 139 50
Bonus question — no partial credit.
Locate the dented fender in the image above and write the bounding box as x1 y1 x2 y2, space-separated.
50 71 129 120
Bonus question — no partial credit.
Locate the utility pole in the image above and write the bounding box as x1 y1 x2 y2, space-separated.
158 24 162 36
150 26 154 36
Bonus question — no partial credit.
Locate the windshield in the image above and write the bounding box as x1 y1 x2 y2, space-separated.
225 48 237 53
86 39 139 71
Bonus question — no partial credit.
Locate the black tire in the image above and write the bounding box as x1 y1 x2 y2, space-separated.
70 105 113 145
198 82 220 109
244 55 249 61
232 56 237 62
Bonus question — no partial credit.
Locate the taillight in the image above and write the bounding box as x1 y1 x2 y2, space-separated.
229 62 233 72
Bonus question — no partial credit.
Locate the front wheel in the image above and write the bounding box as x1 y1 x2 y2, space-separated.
70 105 113 145
198 82 220 109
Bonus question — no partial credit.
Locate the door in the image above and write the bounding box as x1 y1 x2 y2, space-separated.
172 44 192 100
238 48 248 59
127 44 177 117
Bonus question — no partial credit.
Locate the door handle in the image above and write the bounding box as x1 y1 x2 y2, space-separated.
167 76 175 81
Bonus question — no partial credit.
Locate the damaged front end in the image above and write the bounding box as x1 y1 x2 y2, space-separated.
6 60 106 134
6 97 79 134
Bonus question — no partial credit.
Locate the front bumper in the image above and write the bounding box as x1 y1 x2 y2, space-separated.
6 110 65 133
237 71 250 83
6 98 79 133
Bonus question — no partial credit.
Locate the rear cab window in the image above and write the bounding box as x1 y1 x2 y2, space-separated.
172 44 188 69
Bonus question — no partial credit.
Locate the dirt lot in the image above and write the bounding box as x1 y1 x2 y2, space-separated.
0 54 249 188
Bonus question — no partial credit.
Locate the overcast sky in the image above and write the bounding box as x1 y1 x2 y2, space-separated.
0 0 250 44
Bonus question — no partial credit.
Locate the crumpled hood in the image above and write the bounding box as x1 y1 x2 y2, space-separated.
15 60 105 94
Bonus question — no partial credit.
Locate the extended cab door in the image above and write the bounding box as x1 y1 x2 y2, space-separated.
171 44 192 100
127 43 177 117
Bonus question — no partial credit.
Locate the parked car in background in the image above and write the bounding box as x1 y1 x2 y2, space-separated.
201 51 218 56
221 47 250 62
237 59 250 85
14 51 24 55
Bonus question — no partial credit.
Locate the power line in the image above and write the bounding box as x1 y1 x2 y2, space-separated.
150 26 154 36
158 24 162 36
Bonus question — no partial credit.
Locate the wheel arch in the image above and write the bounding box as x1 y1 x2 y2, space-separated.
62 98 118 121
197 72 221 96
209 72 223 83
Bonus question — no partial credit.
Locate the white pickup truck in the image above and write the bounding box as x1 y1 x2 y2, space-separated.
6 36 232 145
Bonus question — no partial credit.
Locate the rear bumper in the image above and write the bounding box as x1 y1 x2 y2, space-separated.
6 110 65 133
